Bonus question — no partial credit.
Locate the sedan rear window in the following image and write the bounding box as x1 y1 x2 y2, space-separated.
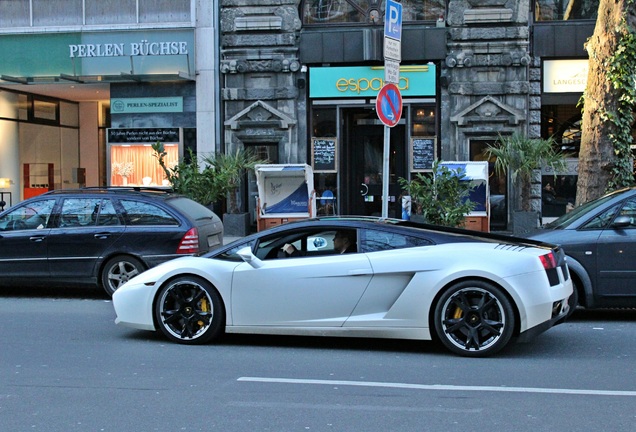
167 197 217 220
120 199 179 226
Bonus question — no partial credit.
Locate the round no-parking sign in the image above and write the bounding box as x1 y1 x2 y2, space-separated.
375 83 402 127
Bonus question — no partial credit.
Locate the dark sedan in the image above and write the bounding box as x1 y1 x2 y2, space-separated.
529 187 636 314
0 187 223 296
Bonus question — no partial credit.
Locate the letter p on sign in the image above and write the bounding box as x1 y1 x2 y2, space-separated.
384 0 402 41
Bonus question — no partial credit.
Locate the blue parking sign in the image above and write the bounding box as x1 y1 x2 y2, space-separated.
384 0 403 41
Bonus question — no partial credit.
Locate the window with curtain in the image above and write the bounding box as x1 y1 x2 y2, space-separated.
110 144 178 187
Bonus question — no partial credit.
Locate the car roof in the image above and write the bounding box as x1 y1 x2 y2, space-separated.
41 187 178 201
542 187 636 230
222 215 554 250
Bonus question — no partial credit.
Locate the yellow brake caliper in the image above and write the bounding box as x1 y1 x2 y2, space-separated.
198 297 209 328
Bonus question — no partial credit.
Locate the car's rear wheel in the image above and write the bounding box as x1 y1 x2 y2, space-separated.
154 276 224 344
101 255 145 296
434 280 515 357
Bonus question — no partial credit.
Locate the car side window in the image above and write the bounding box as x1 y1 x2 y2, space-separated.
0 199 56 231
615 198 636 228
94 199 121 226
256 228 358 259
59 198 122 227
360 229 433 252
581 204 620 230
120 199 179 226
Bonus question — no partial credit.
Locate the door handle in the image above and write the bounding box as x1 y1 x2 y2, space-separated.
360 183 369 196
94 233 111 239
29 235 46 242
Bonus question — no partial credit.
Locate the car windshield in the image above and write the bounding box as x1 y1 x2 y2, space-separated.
543 189 628 229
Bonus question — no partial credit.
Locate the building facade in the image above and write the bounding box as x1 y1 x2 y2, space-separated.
0 0 600 232
0 0 220 205
220 0 599 231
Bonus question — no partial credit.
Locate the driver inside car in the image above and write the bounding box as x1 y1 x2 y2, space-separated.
282 230 356 257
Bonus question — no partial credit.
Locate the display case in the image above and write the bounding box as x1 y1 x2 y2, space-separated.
23 163 54 199
440 161 490 232
255 164 316 231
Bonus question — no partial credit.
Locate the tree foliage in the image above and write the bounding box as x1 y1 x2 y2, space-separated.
485 133 567 212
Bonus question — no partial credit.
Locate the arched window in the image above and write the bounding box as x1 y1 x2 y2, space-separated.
301 0 446 25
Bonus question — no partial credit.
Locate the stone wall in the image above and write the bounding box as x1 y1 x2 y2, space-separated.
220 0 305 163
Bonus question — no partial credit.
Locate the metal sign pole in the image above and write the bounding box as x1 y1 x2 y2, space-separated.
382 125 390 218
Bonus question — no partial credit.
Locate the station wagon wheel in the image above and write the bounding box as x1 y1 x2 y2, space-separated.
101 255 145 297
434 281 515 357
154 276 224 344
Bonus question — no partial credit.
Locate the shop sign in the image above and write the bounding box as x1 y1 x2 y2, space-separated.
543 59 588 93
69 41 188 58
309 65 435 98
0 30 194 79
107 128 180 144
111 97 183 114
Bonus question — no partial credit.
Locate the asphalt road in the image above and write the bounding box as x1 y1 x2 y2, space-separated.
1 286 636 432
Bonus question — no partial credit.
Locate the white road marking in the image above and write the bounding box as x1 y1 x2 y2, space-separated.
238 377 636 397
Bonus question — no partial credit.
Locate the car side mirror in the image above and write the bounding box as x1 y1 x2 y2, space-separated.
237 246 264 268
612 215 632 228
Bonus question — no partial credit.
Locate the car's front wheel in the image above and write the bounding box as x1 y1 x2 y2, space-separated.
433 281 515 357
154 276 224 344
101 255 145 296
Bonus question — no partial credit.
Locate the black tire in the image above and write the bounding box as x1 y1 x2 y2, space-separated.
100 255 145 296
433 280 515 357
154 276 225 344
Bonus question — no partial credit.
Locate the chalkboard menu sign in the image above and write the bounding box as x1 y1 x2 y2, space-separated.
410 137 436 171
311 137 337 172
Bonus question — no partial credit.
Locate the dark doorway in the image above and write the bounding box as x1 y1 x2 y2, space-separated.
342 109 406 217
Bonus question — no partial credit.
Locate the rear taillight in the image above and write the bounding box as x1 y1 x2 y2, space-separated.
539 251 558 270
177 227 199 254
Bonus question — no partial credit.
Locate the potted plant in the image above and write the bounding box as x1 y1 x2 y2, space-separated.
214 148 266 236
398 160 476 227
485 133 568 235
152 142 223 208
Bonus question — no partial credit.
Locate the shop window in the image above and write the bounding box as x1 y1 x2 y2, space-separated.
542 175 577 218
310 108 338 215
411 105 436 137
534 0 599 21
32 98 58 124
110 144 178 187
542 105 581 156
301 0 445 25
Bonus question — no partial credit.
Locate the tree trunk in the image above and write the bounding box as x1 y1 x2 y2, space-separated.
576 0 635 205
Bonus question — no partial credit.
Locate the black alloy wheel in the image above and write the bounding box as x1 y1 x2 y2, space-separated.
434 281 515 357
154 276 224 344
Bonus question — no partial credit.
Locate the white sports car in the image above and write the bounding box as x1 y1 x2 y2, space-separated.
112 217 573 357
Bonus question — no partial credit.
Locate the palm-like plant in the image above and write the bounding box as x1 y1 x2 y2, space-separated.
485 133 568 212
206 149 266 214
